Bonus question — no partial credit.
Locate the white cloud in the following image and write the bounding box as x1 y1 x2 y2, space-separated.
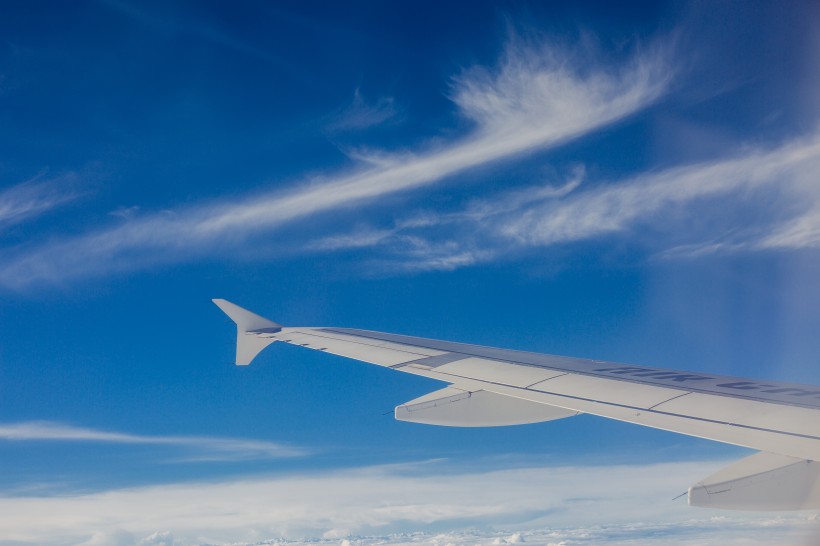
307 166 587 271
0 39 669 289
493 531 523 544
500 134 820 249
0 421 306 461
756 205 820 250
0 459 816 546
0 175 79 231
309 228 396 251
452 40 668 143
370 237 493 274
135 531 175 546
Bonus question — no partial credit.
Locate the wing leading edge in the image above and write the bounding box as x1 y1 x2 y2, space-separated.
213 299 820 511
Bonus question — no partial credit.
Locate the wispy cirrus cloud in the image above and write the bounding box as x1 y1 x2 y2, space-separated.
0 421 306 461
0 458 815 546
0 39 670 290
756 204 820 251
0 175 80 231
307 165 587 265
500 134 820 251
319 131 820 272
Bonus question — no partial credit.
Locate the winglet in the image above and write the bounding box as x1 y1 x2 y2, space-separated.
212 299 282 365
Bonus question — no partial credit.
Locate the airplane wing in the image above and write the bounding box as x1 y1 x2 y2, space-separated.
213 298 820 511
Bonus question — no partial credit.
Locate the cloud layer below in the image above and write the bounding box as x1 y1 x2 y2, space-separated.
1 459 816 546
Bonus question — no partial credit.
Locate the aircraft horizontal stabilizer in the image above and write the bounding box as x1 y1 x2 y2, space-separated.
395 385 579 427
689 451 820 510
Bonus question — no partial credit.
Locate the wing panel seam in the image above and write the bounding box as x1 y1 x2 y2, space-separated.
321 328 820 411
525 373 568 389
647 391 692 410
287 329 433 358
428 369 820 444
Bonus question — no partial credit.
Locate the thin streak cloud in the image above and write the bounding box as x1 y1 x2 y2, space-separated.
0 421 306 461
0 40 670 290
0 177 79 231
501 134 820 249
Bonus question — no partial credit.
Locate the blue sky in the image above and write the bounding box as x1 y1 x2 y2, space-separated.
3 0 820 544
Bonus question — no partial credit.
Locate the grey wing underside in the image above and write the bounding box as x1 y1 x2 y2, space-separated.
213 299 820 511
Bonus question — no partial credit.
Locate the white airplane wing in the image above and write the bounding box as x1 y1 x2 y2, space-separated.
213 298 820 511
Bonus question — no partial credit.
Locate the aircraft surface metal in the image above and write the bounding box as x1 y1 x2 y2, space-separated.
213 298 820 511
